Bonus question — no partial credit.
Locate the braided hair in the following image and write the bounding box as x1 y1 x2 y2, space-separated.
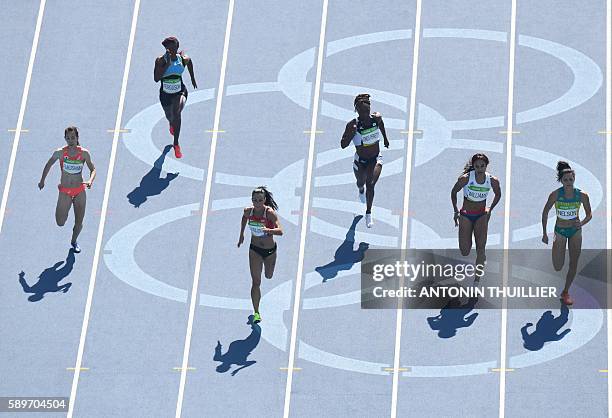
462 153 489 174
556 161 574 182
252 186 279 210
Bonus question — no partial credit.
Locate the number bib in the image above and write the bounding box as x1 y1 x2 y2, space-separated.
162 78 182 94
359 126 381 147
248 220 266 237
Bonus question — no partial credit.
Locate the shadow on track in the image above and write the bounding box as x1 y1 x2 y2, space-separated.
214 316 261 376
315 215 369 283
127 145 179 208
521 303 571 351
427 296 479 338
18 249 76 302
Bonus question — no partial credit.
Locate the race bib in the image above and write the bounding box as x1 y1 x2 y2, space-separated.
63 159 83 174
466 185 489 201
248 220 265 237
360 127 380 146
162 78 182 94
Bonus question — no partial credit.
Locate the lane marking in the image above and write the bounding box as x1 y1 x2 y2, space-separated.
174 1 235 417
205 129 225 133
490 368 515 373
499 130 520 134
173 367 196 371
499 1 518 417
391 1 422 417
606 0 611 413
66 1 141 416
66 367 89 371
6 129 29 133
106 128 131 133
280 367 302 371
0 0 46 235
283 2 329 417
303 130 324 134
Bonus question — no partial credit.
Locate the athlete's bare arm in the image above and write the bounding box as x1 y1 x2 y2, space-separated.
340 120 357 149
38 149 62 189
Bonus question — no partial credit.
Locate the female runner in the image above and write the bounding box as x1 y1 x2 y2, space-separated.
38 126 96 253
238 187 283 323
451 153 501 268
340 93 389 228
541 161 592 305
153 36 197 159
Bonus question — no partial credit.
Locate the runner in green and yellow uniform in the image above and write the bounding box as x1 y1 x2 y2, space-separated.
541 161 592 305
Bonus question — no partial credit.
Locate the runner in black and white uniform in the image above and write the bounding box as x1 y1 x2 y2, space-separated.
153 36 197 159
340 94 389 228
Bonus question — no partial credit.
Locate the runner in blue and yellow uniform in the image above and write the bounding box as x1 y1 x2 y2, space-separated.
238 187 283 323
451 153 501 270
341 93 390 228
153 36 197 159
38 126 96 253
541 161 592 305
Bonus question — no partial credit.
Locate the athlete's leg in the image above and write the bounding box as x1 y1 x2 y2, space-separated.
55 190 73 227
248 249 264 313
263 249 277 279
552 231 567 271
472 213 489 266
71 190 86 244
171 94 186 146
458 215 474 256
365 162 382 214
563 230 582 292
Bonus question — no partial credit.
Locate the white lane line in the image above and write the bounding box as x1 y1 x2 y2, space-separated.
66 1 141 416
390 1 422 417
0 0 46 235
174 1 235 417
282 1 329 417
606 0 611 414
499 1 518 417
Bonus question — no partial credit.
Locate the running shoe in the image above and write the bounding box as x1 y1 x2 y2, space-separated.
174 145 182 159
253 312 262 323
169 123 175 136
358 187 366 204
365 213 373 228
71 241 81 253
561 291 573 306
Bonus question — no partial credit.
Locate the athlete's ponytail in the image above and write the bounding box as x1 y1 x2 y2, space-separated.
64 126 80 146
462 153 489 174
556 161 574 182
252 186 278 211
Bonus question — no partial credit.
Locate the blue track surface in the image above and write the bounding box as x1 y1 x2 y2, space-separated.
0 1 610 417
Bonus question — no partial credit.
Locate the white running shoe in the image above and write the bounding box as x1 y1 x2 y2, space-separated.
358 187 366 204
365 213 373 228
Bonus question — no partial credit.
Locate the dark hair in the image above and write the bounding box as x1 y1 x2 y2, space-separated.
64 126 80 146
462 153 489 174
354 93 371 111
556 161 574 182
252 186 278 210
162 36 179 49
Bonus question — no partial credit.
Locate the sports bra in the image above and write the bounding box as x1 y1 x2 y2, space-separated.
59 146 85 175
463 171 491 202
247 207 275 237
161 55 185 94
555 187 581 220
351 116 382 147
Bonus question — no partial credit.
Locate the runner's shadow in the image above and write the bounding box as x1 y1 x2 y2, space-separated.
127 145 179 208
19 249 76 302
427 297 479 338
315 215 369 283
213 316 261 376
521 303 571 351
